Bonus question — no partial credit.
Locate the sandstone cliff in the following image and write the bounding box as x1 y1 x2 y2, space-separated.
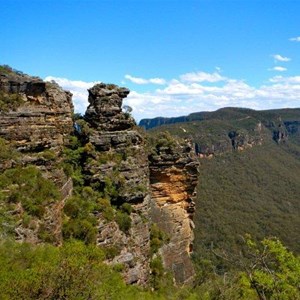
148 133 198 283
0 67 74 244
0 68 73 154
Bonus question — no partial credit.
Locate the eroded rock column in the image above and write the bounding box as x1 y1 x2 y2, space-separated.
84 83 150 284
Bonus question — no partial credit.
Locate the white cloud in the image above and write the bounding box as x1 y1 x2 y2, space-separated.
124 74 166 85
269 66 287 72
125 72 300 121
180 71 226 83
124 75 148 84
44 76 100 114
269 75 300 84
272 54 291 62
290 36 300 42
149 77 166 85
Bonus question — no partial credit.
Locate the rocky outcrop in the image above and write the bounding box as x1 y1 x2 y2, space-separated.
83 83 150 285
149 137 198 284
284 121 300 136
85 83 135 131
272 121 288 144
227 123 264 151
0 70 73 153
0 68 74 245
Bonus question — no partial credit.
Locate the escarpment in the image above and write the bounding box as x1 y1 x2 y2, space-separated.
143 107 300 157
0 69 74 184
148 134 198 283
0 67 74 244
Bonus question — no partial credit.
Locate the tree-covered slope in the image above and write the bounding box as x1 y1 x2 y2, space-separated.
194 140 300 264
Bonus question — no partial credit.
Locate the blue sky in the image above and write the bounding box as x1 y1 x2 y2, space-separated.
1 0 300 121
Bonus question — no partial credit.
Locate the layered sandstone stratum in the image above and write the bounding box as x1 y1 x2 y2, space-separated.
149 135 198 283
0 67 74 245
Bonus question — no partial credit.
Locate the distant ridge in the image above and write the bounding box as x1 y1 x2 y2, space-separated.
139 107 300 130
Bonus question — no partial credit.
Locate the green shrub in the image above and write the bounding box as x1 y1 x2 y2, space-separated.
76 118 92 138
0 90 24 112
120 203 132 215
22 199 45 218
98 198 115 221
150 223 168 254
0 240 135 300
0 65 14 74
97 152 123 165
149 255 169 291
0 138 19 161
22 213 32 228
115 211 131 233
104 176 119 201
64 196 82 219
37 224 56 243
63 218 97 245
238 236 300 299
112 263 125 272
71 167 84 186
37 149 56 160
0 165 60 217
103 245 121 260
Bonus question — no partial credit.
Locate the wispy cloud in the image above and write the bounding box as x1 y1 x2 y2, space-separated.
269 66 287 72
44 76 100 113
124 74 166 85
269 75 300 84
180 71 226 83
272 54 291 62
290 36 300 42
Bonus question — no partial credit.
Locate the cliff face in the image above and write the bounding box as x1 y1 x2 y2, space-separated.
0 71 73 154
83 84 150 284
0 70 74 182
0 69 74 187
0 68 74 244
148 136 198 283
284 121 300 136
